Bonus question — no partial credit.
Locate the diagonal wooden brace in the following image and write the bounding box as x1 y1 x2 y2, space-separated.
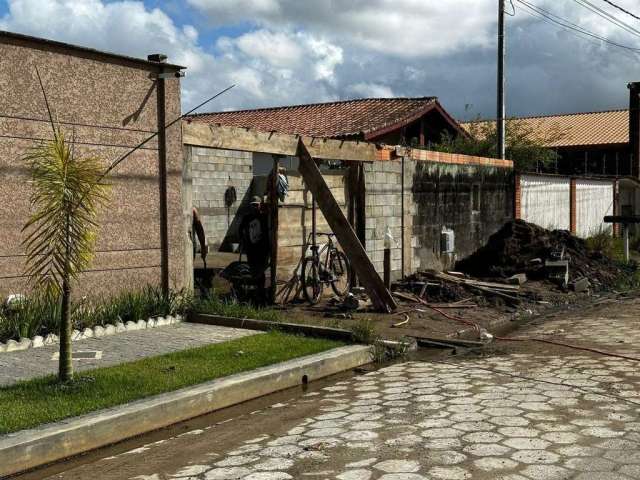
296 139 397 313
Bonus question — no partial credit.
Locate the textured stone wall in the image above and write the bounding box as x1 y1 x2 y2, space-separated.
0 34 184 298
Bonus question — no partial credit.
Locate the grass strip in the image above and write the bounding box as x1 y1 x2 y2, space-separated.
0 331 344 434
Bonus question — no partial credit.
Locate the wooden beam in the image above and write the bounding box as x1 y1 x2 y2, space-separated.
183 122 378 162
269 155 280 304
296 139 397 313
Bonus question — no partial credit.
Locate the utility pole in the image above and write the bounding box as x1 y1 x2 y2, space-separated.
497 0 506 160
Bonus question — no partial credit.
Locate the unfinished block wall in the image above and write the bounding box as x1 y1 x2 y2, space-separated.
364 161 404 280
189 146 253 250
276 170 349 279
409 159 514 271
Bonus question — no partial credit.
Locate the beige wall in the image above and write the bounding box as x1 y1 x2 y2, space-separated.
0 34 185 298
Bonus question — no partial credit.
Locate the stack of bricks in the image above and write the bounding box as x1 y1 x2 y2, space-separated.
363 160 404 280
190 146 254 249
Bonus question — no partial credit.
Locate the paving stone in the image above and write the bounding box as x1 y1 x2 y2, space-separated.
429 466 471 479
0 323 260 386
511 450 560 464
336 470 372 480
374 460 421 473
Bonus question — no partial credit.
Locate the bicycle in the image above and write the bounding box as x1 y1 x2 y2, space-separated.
301 232 353 304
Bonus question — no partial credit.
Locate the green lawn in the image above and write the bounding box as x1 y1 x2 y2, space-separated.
0 331 344 434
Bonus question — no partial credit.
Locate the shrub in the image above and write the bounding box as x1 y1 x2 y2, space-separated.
189 294 280 322
0 286 193 343
0 294 60 341
350 318 378 344
586 227 615 258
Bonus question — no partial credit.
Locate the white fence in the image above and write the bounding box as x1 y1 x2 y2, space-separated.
575 179 614 238
519 174 614 238
520 175 571 231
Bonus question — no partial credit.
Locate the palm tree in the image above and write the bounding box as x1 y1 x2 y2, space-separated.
22 127 109 382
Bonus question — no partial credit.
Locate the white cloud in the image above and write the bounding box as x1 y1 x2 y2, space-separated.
233 30 303 68
348 82 394 98
187 0 497 58
2 0 640 118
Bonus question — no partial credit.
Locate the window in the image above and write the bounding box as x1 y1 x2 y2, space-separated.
472 184 481 213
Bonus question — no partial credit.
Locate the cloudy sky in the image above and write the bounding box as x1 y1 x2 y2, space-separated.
1 0 640 120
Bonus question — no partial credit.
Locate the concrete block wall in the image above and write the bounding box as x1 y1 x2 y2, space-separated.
409 154 514 272
190 146 253 250
364 160 404 280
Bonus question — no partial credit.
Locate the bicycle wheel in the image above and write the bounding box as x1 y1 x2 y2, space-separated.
329 250 352 297
301 257 323 304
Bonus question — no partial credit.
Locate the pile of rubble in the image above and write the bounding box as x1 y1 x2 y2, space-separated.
456 220 628 289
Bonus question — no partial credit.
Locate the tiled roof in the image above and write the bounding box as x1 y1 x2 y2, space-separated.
461 109 629 148
187 97 461 140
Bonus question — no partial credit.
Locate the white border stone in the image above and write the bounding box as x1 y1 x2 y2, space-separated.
0 315 183 355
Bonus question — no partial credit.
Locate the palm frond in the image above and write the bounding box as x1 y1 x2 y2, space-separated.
22 127 110 296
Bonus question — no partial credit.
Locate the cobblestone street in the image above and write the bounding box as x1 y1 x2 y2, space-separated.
32 298 640 480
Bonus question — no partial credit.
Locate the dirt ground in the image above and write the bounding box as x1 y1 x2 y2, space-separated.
275 279 614 342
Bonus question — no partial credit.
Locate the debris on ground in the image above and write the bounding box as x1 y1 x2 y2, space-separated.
455 219 631 289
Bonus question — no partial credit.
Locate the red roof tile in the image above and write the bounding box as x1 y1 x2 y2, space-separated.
461 109 629 148
187 97 460 140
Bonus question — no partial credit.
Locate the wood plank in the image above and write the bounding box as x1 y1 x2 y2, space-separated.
269 155 280 304
183 122 378 162
430 271 520 292
296 139 397 313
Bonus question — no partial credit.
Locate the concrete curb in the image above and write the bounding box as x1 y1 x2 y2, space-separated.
0 345 372 478
190 313 356 342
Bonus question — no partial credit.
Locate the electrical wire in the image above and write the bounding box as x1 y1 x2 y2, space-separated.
515 0 640 53
600 0 640 21
570 0 640 39
505 0 516 17
516 5 638 61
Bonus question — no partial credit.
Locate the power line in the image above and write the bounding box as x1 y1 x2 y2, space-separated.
515 0 640 53
571 0 640 40
600 0 640 21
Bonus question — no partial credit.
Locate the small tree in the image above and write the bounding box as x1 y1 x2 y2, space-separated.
22 128 108 382
434 117 567 172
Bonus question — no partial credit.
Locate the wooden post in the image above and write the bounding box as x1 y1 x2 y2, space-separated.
155 66 170 298
383 248 391 289
400 154 405 279
269 155 280 304
624 224 630 262
296 140 397 312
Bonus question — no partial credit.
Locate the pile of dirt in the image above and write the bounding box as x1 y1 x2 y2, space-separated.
456 220 629 288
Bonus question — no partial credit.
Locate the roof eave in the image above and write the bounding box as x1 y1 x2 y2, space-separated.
363 100 468 141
